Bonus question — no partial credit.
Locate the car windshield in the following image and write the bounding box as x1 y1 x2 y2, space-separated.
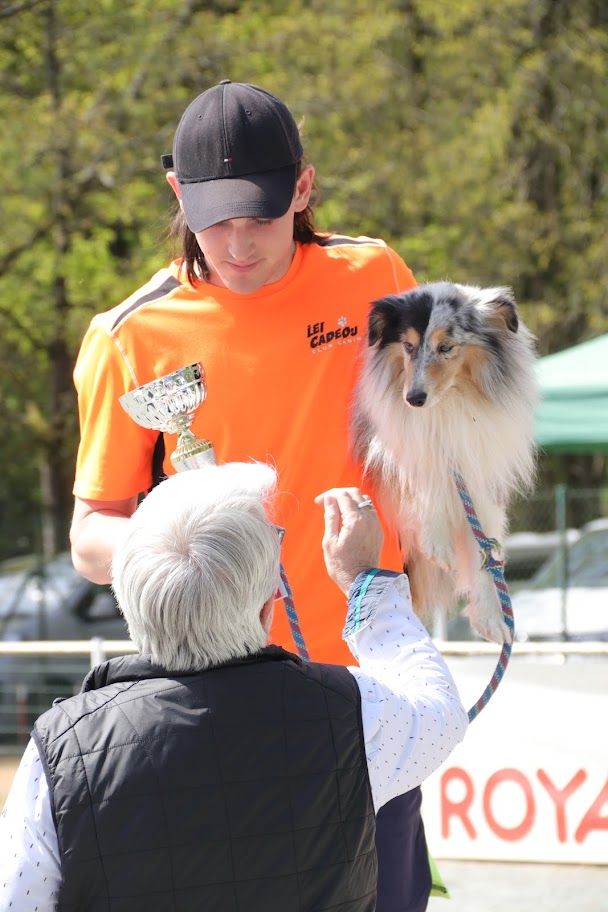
0 555 78 620
526 522 608 589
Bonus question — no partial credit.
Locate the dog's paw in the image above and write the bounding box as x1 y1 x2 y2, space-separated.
467 606 514 645
465 575 514 645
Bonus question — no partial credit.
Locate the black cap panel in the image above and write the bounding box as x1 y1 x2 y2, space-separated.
174 82 302 181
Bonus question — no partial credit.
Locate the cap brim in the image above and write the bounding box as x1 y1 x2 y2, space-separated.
179 163 297 233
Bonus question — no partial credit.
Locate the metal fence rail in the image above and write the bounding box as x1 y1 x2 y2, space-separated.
1 639 608 661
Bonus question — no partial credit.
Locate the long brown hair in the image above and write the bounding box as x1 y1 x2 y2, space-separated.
170 161 324 286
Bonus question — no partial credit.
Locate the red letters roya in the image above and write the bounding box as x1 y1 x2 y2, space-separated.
441 766 608 844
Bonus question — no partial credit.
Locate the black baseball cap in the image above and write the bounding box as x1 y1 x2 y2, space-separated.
163 80 304 233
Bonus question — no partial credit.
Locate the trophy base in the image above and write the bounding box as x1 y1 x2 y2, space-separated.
171 442 216 472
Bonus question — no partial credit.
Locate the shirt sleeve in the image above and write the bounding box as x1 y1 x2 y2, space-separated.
0 738 61 909
73 318 159 501
344 570 468 813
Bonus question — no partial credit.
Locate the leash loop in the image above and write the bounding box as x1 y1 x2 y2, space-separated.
451 470 514 721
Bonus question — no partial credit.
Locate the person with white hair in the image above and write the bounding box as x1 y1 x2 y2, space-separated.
1 462 467 911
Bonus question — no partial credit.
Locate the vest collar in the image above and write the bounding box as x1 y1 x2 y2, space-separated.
81 644 301 694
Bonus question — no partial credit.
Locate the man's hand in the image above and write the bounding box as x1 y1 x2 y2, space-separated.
314 487 383 596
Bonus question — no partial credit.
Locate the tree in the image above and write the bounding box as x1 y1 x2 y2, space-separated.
1 0 606 559
0 0 222 555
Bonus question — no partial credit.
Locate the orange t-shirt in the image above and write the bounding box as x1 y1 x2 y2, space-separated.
73 236 416 662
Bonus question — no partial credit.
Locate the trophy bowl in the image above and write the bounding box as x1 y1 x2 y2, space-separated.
119 363 216 470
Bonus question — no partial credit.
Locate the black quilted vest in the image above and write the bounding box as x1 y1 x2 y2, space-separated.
33 646 377 912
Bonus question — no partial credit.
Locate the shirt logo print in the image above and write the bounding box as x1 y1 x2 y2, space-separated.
306 316 360 353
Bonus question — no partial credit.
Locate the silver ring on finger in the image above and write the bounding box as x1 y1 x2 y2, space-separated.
357 498 374 510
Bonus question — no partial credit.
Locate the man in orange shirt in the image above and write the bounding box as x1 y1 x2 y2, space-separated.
70 81 430 910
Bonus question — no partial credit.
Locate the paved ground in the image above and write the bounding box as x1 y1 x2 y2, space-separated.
428 859 607 911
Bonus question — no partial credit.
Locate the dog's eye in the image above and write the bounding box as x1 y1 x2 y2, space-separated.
403 341 415 355
438 341 454 354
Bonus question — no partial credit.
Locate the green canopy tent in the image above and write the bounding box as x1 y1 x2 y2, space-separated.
535 334 608 453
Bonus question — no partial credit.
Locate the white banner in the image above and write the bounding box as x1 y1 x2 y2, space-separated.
421 655 608 864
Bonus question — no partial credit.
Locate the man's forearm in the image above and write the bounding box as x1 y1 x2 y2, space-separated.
70 500 136 583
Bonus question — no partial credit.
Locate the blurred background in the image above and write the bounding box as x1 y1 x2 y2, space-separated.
1 1 606 906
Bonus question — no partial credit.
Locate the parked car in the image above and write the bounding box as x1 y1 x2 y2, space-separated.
511 520 608 641
0 554 130 741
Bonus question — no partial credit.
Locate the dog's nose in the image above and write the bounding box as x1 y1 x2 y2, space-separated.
406 390 427 407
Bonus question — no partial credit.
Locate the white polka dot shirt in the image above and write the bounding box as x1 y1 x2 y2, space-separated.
344 570 468 813
0 737 59 910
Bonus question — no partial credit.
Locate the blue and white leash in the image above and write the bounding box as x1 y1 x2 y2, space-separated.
279 565 310 661
451 470 514 722
283 473 514 722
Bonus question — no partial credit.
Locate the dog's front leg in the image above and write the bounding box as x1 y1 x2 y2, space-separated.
419 508 455 573
468 570 513 644
456 506 513 645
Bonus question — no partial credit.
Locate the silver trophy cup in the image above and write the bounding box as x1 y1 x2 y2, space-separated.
119 363 216 471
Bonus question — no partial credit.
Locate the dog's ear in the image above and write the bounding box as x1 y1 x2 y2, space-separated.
368 295 404 346
477 287 519 333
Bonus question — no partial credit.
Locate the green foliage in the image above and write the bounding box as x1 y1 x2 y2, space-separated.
0 0 607 557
